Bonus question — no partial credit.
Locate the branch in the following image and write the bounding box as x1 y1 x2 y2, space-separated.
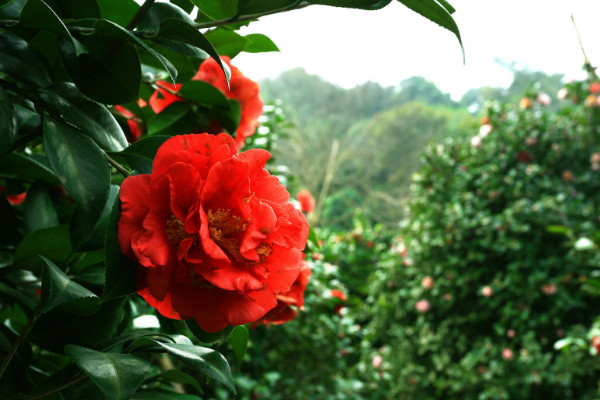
126 0 155 30
0 307 42 380
104 152 131 177
25 374 87 400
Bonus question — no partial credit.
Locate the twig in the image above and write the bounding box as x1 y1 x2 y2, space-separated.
105 152 131 176
0 307 42 380
126 0 156 30
26 374 87 400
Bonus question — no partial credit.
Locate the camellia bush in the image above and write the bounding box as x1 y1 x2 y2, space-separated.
0 0 463 399
363 68 600 399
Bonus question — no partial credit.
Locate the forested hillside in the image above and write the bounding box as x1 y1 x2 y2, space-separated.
258 68 565 228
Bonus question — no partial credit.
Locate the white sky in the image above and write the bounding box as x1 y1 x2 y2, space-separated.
234 1 600 100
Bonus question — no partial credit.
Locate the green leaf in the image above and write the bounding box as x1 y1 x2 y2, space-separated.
14 103 41 137
155 342 236 393
78 184 119 251
185 320 234 345
29 297 126 353
158 369 203 393
204 28 248 58
308 225 320 248
138 1 195 29
178 80 230 109
40 255 99 315
39 82 128 152
0 31 52 87
65 344 151 400
0 0 27 18
109 135 169 174
96 0 139 27
60 36 141 104
0 86 17 156
158 18 231 85
243 33 279 53
147 102 190 135
44 0 101 19
0 197 19 246
92 19 178 84
169 0 194 13
43 117 110 247
213 99 241 134
397 0 463 59
308 0 391 9
18 0 71 38
190 0 238 20
0 152 59 185
22 181 59 233
14 224 71 265
102 193 138 302
546 225 570 235
236 0 297 14
227 325 248 368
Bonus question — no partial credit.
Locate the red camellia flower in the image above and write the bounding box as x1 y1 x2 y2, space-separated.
148 57 263 150
114 105 144 142
330 289 347 302
0 186 26 205
148 81 183 114
118 133 309 332
252 261 311 327
296 189 315 213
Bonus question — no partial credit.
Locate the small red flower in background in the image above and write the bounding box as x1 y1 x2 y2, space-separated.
502 348 513 361
252 261 311 327
415 299 430 313
517 151 532 163
591 336 600 354
148 81 183 114
0 186 26 205
296 189 315 213
590 82 600 94
330 289 347 302
114 105 144 142
118 133 309 332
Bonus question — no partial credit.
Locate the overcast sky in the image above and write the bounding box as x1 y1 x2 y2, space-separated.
234 1 600 100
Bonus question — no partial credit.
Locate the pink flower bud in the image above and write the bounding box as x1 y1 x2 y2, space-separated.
481 286 493 297
415 299 430 313
372 354 383 368
421 276 434 290
502 348 513 361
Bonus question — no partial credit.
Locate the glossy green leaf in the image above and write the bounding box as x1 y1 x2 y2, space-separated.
29 31 71 82
155 341 236 393
204 29 248 58
39 83 128 152
138 1 195 29
243 33 279 53
169 0 194 13
29 297 126 353
92 19 178 84
14 224 71 265
147 102 190 135
158 369 203 393
22 182 59 233
185 320 234 345
0 0 27 18
236 0 297 15
0 281 37 311
158 18 231 84
149 37 209 60
227 325 248 368
60 37 141 104
308 0 391 9
0 86 17 156
0 197 19 246
190 0 237 20
18 0 71 38
96 0 138 27
0 152 59 185
78 184 119 251
0 31 52 87
65 345 151 400
40 255 99 315
14 103 41 137
213 99 241 134
43 0 101 18
102 193 137 302
398 0 463 58
43 117 110 246
178 80 230 109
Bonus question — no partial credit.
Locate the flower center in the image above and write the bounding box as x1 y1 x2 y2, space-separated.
207 208 271 264
166 215 187 247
